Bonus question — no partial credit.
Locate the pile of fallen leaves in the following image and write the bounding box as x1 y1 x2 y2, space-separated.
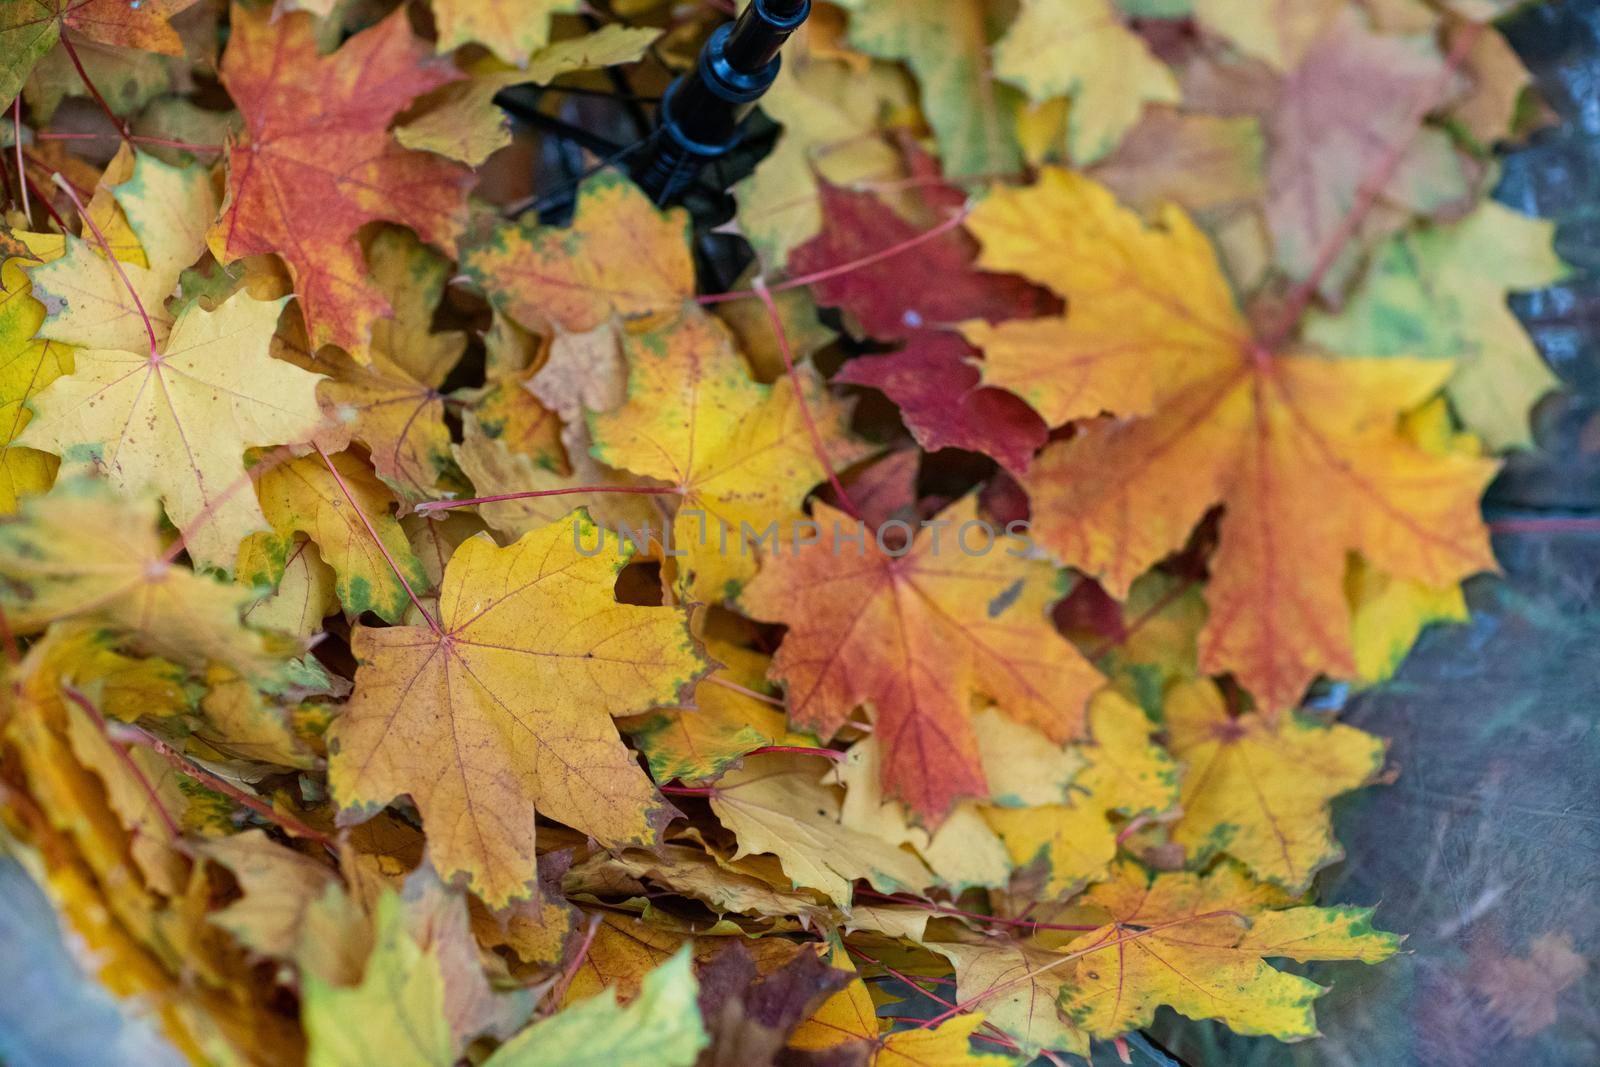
0 0 1565 1063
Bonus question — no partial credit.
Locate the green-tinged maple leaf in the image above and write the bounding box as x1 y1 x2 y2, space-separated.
482 948 706 1067
302 892 454 1067
27 149 216 353
0 478 284 677
244 451 429 624
0 258 73 510
1306 201 1567 449
834 0 1023 176
1164 679 1385 891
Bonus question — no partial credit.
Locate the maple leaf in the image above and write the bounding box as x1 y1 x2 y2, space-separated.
302 892 454 1067
960 168 1239 429
28 149 217 352
741 497 1101 821
483 948 706 1067
431 0 580 66
203 829 350 967
1194 0 1342 71
397 26 661 166
695 941 854 1066
0 0 198 103
622 637 812 784
984 690 1177 897
875 1013 1018 1066
327 511 708 908
1165 678 1385 891
590 306 871 600
0 478 282 677
316 229 467 502
733 37 912 263
708 752 935 908
1054 860 1399 1040
567 842 829 925
0 258 73 510
787 947 880 1057
19 291 328 574
972 170 1498 711
1259 8 1477 285
931 941 1086 1058
834 0 1022 176
246 451 430 624
832 734 1013 892
792 180 1054 472
993 0 1180 165
210 6 473 359
1087 107 1265 217
1306 201 1567 449
464 172 693 335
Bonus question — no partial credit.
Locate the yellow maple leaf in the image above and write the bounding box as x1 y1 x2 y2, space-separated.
430 0 580 66
709 752 934 908
960 168 1241 428
463 172 693 335
591 306 871 600
622 637 811 783
0 258 73 510
877 1012 1017 1066
984 690 1177 897
733 37 911 264
398 26 661 166
246 451 430 624
993 0 1179 165
327 511 708 908
239 534 339 639
967 170 1497 712
19 292 328 574
1055 860 1398 1040
1165 678 1385 891
931 940 1087 1058
26 149 217 352
1194 0 1342 70
316 229 467 503
788 945 881 1052
0 479 282 677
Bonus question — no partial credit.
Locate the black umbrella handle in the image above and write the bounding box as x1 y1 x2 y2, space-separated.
634 0 810 204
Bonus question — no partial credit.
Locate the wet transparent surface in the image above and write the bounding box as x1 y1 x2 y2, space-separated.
1156 2 1600 1063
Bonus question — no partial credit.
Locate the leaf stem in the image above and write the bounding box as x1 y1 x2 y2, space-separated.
13 97 29 226
314 443 441 634
58 32 133 145
50 173 158 359
1263 20 1483 348
412 484 682 514
751 275 861 520
696 205 972 306
61 686 184 842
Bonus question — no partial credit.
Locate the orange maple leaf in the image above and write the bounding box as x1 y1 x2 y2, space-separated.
968 169 1497 711
740 497 1101 823
209 6 474 360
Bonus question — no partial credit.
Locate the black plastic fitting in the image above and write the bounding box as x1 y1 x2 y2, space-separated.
633 0 811 204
